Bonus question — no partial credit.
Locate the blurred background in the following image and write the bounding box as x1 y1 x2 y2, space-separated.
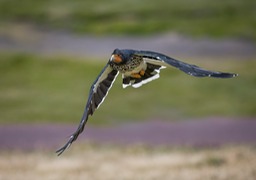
0 0 256 179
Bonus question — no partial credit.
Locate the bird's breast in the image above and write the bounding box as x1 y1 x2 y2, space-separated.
110 55 143 73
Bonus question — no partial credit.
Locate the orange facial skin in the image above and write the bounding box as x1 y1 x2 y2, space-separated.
112 54 122 64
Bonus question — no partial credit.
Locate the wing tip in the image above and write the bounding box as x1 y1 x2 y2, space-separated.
56 141 71 156
211 72 238 78
56 134 76 156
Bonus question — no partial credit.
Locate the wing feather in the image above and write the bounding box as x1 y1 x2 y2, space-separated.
137 50 237 78
56 64 118 155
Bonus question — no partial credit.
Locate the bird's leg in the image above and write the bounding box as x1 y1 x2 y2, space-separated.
131 70 145 78
139 69 145 76
130 73 141 79
130 69 145 79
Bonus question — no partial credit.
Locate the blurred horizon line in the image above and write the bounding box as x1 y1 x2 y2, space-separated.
0 25 256 60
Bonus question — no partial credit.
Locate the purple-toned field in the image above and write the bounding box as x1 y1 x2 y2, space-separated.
0 118 256 150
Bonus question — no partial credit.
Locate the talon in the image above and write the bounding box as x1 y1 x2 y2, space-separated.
131 73 141 79
139 69 145 76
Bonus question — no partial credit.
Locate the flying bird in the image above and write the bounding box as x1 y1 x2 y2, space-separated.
56 49 237 155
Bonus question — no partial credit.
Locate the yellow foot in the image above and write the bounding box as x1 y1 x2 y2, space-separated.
131 73 141 79
139 69 145 76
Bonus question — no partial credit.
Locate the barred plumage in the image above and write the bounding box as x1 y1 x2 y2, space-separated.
110 55 143 73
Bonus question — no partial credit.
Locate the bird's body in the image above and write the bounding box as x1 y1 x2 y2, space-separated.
109 49 165 88
56 49 237 155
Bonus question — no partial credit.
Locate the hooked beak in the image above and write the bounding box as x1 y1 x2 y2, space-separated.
110 54 122 64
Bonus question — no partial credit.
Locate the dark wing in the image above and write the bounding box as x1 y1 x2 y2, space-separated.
56 64 119 155
136 50 238 78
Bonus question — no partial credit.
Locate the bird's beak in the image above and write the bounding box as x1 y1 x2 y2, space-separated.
110 54 122 64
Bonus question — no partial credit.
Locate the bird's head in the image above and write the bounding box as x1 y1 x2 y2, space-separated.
110 49 134 65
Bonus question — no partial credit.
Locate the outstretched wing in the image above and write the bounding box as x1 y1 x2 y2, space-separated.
136 50 238 78
56 64 119 155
